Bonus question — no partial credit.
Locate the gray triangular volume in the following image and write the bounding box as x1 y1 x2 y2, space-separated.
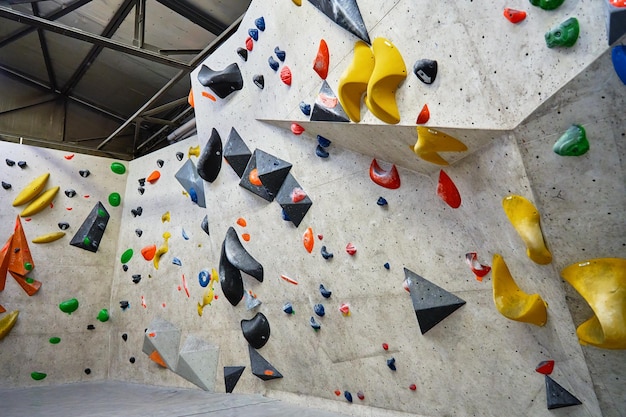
255 149 292 198
141 317 182 372
224 366 245 393
69 202 110 253
239 149 273 202
404 268 466 334
175 336 219 391
224 127 251 178
248 344 283 381
175 159 207 208
307 0 370 44
310 80 350 122
545 376 582 410
275 173 312 228
607 4 626 45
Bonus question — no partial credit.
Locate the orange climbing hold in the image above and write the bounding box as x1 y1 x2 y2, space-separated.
437 170 461 209
149 350 168 368
242 233 251 242
201 91 216 101
303 227 314 253
503 8 527 24
280 66 292 86
416 104 430 124
147 170 160 183
280 274 299 285
188 89 195 107
313 39 329 80
0 305 5 313
141 244 157 261
249 168 263 186
237 217 247 227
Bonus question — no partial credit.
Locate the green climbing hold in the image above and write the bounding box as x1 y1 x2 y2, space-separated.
59 298 79 314
108 192 121 207
97 208 106 218
31 372 47 381
24 262 33 271
121 248 133 264
26 278 34 284
553 125 589 156
97 309 109 322
545 17 580 48
49 337 61 344
110 162 126 175
529 0 565 10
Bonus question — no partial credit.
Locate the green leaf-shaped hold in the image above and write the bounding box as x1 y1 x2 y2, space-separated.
529 0 565 11
59 298 79 314
121 248 133 264
553 125 589 156
545 17 580 48
111 162 126 175
31 372 47 380
49 336 61 344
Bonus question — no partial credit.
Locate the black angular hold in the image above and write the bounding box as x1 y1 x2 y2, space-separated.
239 150 274 202
224 226 263 282
5 159 15 167
241 312 271 349
224 366 245 393
17 161 27 169
197 128 223 183
307 0 370 44
131 207 143 217
135 229 143 237
132 274 141 284
197 63 244 99
84 368 91 375
274 46 286 62
275 174 312 228
387 357 396 371
545 376 582 410
255 149 292 199
404 268 466 334
201 215 210 236
253 74 264 89
311 80 350 122
156 159 164 168
2 181 11 190
58 222 70 230
248 345 283 381
237 47 248 61
138 187 145 195
120 301 129 310
69 202 110 253
122 333 128 341
65 189 76 198
79 169 90 178
87 324 95 330
219 241 244 306
176 152 184 161
413 59 438 84
138 178 146 186
268 56 279 71
223 128 252 178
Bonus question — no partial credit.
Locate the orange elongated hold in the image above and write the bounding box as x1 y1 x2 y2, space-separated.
147 170 161 183
149 350 167 368
437 170 461 208
502 195 552 265
8 216 34 277
369 159 401 189
201 91 216 101
141 245 157 261
188 88 195 107
303 227 314 253
313 39 329 80
0 235 12 292
0 305 5 313
416 104 430 124
280 274 299 285
249 168 262 186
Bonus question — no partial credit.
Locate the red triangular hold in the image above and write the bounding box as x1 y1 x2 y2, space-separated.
8 216 34 276
536 360 555 375
0 304 6 313
416 104 430 124
437 170 461 208
313 39 329 80
0 235 12 292
9 271 41 296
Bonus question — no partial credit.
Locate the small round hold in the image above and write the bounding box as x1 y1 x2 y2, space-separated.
357 391 365 400
409 384 417 391
319 284 332 298
176 152 184 161
138 178 146 186
344 391 353 403
387 357 396 371
382 342 389 350
58 222 70 230
17 161 27 169
321 246 333 260
2 181 11 190
237 47 248 61
248 28 259 41
132 274 141 284
65 189 76 198
5 159 15 166
156 159 164 168
122 265 128 272
255 16 265 31
198 269 210 287
135 229 143 237
274 46 286 62
87 324 95 330
314 303 325 317
317 135 331 147
384 262 390 270
84 368 91 375
377 197 388 206
253 74 264 89
299 102 311 115
79 169 91 178
346 243 357 256
138 187 145 195
129 357 136 364
315 145 329 158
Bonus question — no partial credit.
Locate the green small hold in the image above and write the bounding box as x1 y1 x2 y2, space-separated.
545 17 580 48
59 298 79 314
26 277 34 284
529 0 565 10
49 337 61 344
111 162 126 175
31 372 47 381
24 262 33 271
97 208 106 218
83 236 91 246
553 125 589 156
121 249 133 264
97 309 110 322
108 192 121 207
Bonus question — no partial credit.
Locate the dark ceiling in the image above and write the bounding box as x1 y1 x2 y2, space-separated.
0 0 251 159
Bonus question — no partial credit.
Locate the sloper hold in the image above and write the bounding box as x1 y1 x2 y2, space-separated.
219 241 244 306
307 0 370 44
224 366 245 393
224 226 263 282
224 127 252 178
404 268 466 334
142 317 182 372
553 124 589 156
248 344 283 380
69 202 110 253
276 174 312 228
607 2 626 45
369 159 401 189
310 80 350 122
197 128 223 183
241 312 271 349
239 150 274 202
197 63 244 99
338 41 375 122
502 195 552 265
175 336 219 391
545 376 582 410
175 159 207 208
255 149 292 198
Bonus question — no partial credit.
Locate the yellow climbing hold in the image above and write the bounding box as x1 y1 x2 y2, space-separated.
292 0 302 5
338 41 375 123
32 231 66 244
12 173 49 206
20 186 60 217
188 145 200 158
0 310 19 341
502 195 552 265
153 232 171 270
161 211 170 223
365 38 406 124
492 254 547 326
210 268 219 285
561 258 626 349
413 127 468 165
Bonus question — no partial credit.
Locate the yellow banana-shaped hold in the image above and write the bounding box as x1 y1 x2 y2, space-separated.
12 173 50 206
0 310 19 340
32 231 66 244
153 232 171 270
20 186 60 217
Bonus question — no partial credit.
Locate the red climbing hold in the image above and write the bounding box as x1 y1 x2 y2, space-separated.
503 8 526 24
245 36 254 51
313 39 329 80
280 66 292 86
334 390 341 396
416 104 430 124
290 187 307 203
409 384 417 391
535 360 555 375
382 342 389 350
346 243 357 256
339 303 350 316
369 159 401 189
291 123 305 135
64 154 75 160
437 170 461 209
303 227 314 253
317 234 323 240
465 252 491 281
201 91 217 102
357 391 365 400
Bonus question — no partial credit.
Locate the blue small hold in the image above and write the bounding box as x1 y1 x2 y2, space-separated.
310 316 321 330
189 187 198 204
384 262 390 270
274 46 286 62
182 229 189 240
198 269 210 287
344 391 353 403
255 16 265 31
172 257 182 266
377 197 388 206
268 56 279 71
248 28 259 41
321 246 333 260
317 135 331 148
281 209 290 221
315 145 329 158
283 302 294 314
387 357 397 371
299 102 311 115
319 284 332 298
314 303 325 317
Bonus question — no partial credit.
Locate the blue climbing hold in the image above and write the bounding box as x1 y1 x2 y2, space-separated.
319 284 332 298
316 145 329 158
182 229 189 240
317 135 331 147
269 56 279 71
344 391 353 403
248 28 259 41
314 303 325 317
321 246 333 260
283 302 294 314
172 257 182 266
384 262 390 270
300 102 311 115
274 46 286 62
377 197 388 206
189 187 198 204
198 269 210 287
310 317 321 330
281 209 291 221
387 357 397 371
612 45 626 85
255 16 265 31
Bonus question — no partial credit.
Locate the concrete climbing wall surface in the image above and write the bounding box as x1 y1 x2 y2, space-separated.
0 141 127 387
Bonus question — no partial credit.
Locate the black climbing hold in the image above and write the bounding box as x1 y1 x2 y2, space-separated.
79 169 90 178
219 241 244 306
311 80 350 122
384 262 390 270
2 181 11 190
344 391 353 402
223 127 252 178
135 229 143 237
84 368 91 375
237 47 248 61
283 302 294 314
310 317 321 330
65 189 76 198
253 74 264 89
377 197 388 206
276 174 312 228
5 159 15 167
131 207 143 217
69 202 110 253
58 222 70 230
314 303 325 317
87 325 95 330
138 187 145 195
308 0 370 43
224 227 264 282
248 345 283 381
317 135 331 147
545 376 582 410
255 16 265 31
197 128 223 183
300 102 311 115
248 28 259 41
387 357 396 371
122 333 128 341
274 46 286 62
138 178 146 186
197 63 244 99
176 152 184 161
315 145 329 158
241 312 271 349
129 357 135 364
17 161 27 169
256 149 292 199
201 215 210 236
319 284 332 298
224 366 246 393
413 59 438 84
156 159 164 168
120 300 129 310
404 268 466 334
268 56 279 71
132 274 141 284
122 265 128 272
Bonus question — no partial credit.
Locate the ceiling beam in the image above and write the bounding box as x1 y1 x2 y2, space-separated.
0 6 193 70
0 0 92 48
140 97 188 116
133 0 145 48
154 0 227 35
31 3 57 91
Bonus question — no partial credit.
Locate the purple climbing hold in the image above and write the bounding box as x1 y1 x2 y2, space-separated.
319 284 332 298
310 316 321 330
274 46 286 62
248 28 259 41
268 56 279 71
300 102 311 115
387 357 397 371
314 303 325 317
255 16 265 31
317 135 331 147
377 197 388 206
316 145 329 158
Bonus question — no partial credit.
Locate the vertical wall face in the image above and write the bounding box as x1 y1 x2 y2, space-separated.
0 141 126 387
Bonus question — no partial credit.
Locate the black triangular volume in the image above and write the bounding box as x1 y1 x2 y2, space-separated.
404 268 466 334
608 6 626 45
239 149 274 202
275 173 312 228
224 128 252 178
197 128 222 183
255 149 292 198
224 366 245 393
69 202 110 253
248 345 283 381
307 0 370 44
545 376 582 410
310 80 350 122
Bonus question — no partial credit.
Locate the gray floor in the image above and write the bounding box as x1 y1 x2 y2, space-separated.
0 381 351 417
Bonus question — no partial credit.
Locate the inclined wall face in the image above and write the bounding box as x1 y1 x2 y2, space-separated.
0 141 126 387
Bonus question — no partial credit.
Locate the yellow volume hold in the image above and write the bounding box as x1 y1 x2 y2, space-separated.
20 186 60 217
32 231 66 244
12 173 50 207
0 310 19 341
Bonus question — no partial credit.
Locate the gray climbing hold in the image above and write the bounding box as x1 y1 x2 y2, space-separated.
307 0 370 44
310 80 350 122
69 202 110 253
201 215 210 236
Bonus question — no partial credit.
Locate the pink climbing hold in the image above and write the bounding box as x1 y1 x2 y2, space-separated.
339 303 350 316
437 170 461 208
535 360 555 375
291 123 305 135
369 159 401 189
465 252 491 281
346 243 357 256
313 39 329 80
280 66 292 86
290 187 307 203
